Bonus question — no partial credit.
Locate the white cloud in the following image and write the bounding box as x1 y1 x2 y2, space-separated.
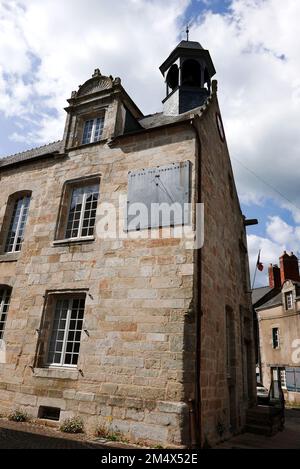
2 0 300 286
189 0 300 221
247 214 300 287
1 0 300 212
0 0 189 148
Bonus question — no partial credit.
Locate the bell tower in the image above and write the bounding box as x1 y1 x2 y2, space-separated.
159 39 216 115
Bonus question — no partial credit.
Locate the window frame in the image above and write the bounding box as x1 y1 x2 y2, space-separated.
65 183 99 240
225 305 235 379
46 295 85 368
285 291 293 310
280 368 287 389
0 287 11 340
0 191 32 255
82 115 105 145
54 175 100 243
272 327 280 349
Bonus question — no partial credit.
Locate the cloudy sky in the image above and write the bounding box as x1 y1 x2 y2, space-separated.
0 0 300 286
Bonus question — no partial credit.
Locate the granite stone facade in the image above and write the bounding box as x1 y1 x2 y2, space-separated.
0 42 255 447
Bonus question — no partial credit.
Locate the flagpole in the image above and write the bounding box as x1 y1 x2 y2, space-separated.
251 249 261 290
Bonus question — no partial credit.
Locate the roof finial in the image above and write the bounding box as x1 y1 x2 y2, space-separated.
186 24 189 41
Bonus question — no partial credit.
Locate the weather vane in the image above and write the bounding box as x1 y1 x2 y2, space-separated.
186 24 190 41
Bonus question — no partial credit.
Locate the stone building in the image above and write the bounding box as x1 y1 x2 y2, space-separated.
0 40 255 447
254 252 300 405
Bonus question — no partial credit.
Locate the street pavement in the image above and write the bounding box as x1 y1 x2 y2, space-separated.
1 409 300 449
216 408 300 449
0 419 104 449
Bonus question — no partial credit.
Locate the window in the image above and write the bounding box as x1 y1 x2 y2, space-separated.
82 117 104 144
225 306 235 377
285 367 300 392
166 64 179 91
280 369 287 389
285 292 293 310
5 194 30 253
272 327 280 349
182 59 201 87
0 288 11 339
47 297 85 367
65 183 99 239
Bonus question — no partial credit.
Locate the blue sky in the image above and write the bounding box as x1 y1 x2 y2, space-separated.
1 0 300 287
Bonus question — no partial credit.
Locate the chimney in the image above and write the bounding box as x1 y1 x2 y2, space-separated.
268 264 281 289
279 251 300 284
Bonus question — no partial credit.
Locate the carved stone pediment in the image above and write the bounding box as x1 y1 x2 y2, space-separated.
76 70 113 97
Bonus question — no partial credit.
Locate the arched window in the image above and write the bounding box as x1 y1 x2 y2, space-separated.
204 67 211 91
166 64 179 91
182 59 201 87
0 286 11 340
0 191 32 254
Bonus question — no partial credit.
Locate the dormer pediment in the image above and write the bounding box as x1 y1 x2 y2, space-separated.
282 279 296 291
62 69 143 150
76 71 113 98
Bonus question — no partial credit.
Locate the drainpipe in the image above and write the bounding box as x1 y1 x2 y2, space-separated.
189 117 202 448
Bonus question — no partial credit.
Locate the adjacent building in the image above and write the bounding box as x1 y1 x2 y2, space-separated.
0 40 255 447
254 252 300 405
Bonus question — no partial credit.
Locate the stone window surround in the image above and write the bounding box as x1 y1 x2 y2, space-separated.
271 326 280 349
225 305 236 382
0 252 20 263
46 296 85 367
0 190 32 258
0 285 11 340
72 107 107 148
284 291 294 311
34 288 89 372
54 174 101 244
33 366 79 380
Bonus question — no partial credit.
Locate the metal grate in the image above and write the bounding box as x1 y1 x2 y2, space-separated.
38 406 61 421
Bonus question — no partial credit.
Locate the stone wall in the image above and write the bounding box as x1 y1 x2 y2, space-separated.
258 293 300 405
197 95 256 445
0 123 197 446
0 89 256 447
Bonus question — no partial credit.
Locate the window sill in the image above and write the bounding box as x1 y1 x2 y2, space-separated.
68 139 108 151
0 252 20 263
33 367 79 380
53 236 95 246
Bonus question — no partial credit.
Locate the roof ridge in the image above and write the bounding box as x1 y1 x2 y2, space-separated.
0 140 62 161
140 112 162 119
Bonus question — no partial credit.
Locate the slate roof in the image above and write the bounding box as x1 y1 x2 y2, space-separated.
256 291 282 310
254 281 300 311
159 40 216 77
0 97 212 169
252 286 272 306
175 40 204 50
138 101 210 130
0 140 63 168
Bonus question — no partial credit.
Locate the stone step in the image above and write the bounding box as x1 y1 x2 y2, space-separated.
246 414 281 425
245 423 280 436
245 405 284 436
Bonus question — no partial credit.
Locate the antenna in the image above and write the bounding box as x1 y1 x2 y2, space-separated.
186 24 189 41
